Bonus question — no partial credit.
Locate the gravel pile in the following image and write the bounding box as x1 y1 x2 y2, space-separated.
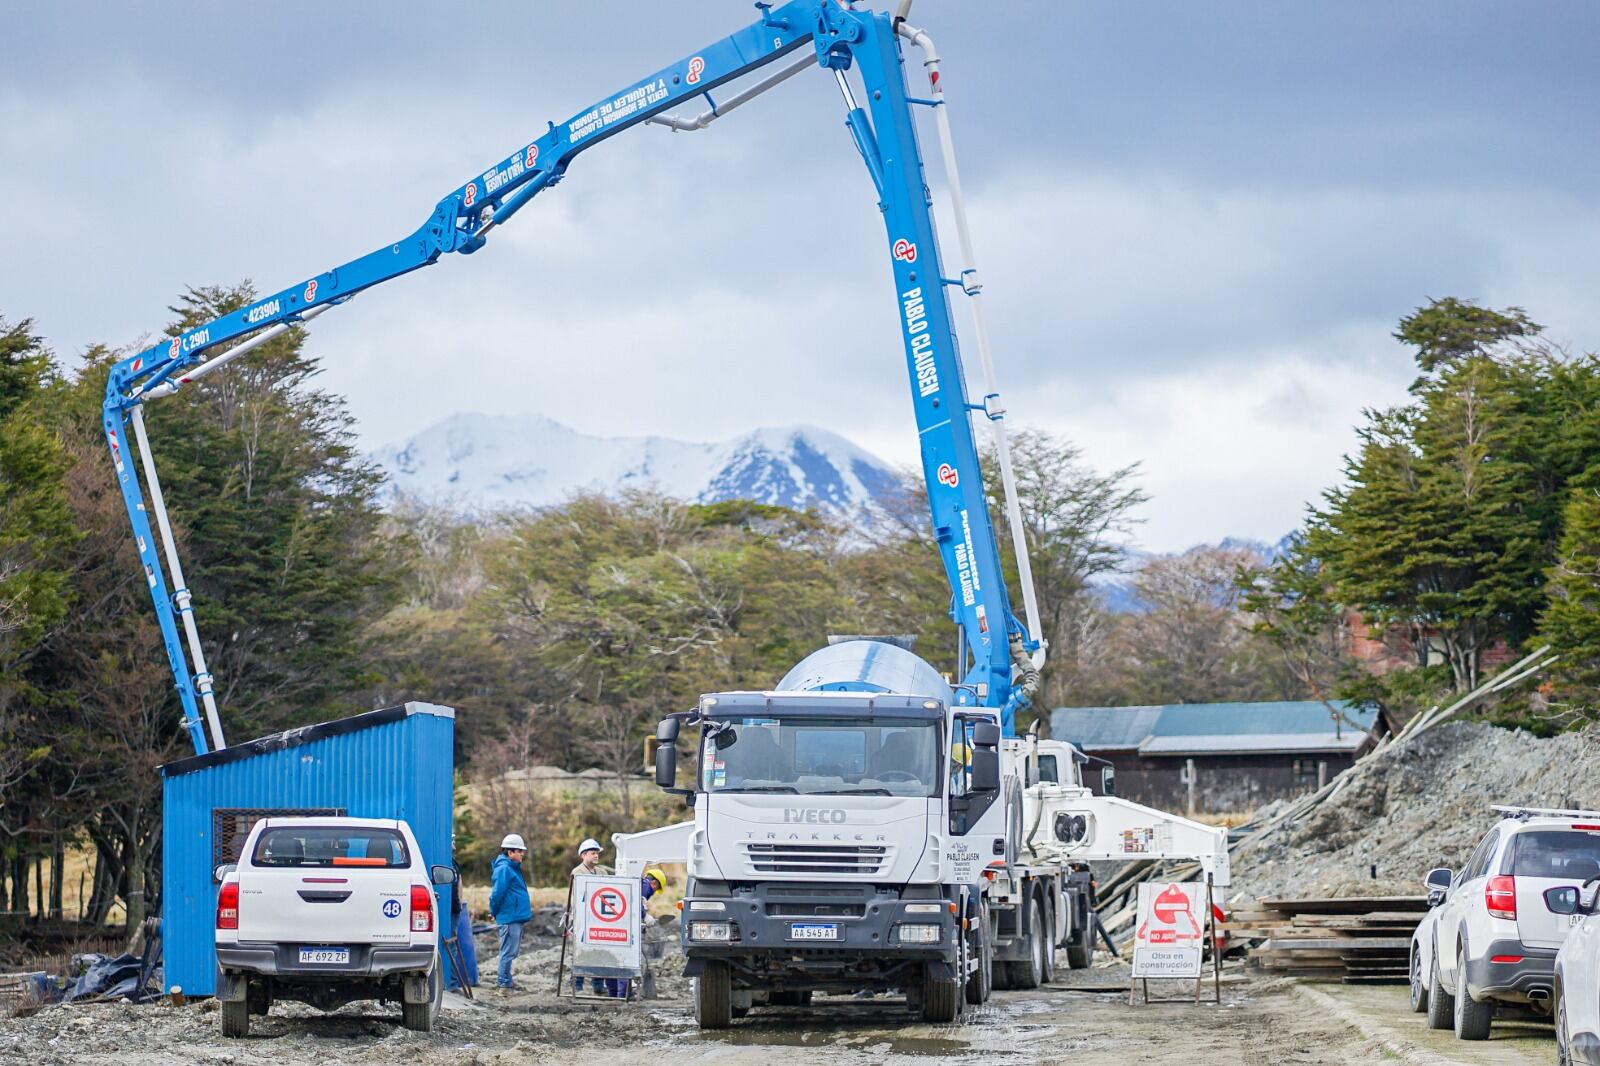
1229 721 1600 902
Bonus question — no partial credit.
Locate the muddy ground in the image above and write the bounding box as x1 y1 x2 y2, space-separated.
0 947 1552 1065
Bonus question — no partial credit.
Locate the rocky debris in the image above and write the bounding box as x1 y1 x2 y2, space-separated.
1230 721 1600 901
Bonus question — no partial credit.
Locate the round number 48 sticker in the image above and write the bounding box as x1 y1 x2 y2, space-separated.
382 898 403 919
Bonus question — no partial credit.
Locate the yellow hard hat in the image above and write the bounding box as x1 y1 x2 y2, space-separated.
643 867 667 890
949 740 972 766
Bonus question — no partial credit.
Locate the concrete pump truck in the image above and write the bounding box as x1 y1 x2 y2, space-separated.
102 0 1228 1029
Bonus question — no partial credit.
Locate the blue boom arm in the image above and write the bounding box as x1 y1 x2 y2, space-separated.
103 0 1036 755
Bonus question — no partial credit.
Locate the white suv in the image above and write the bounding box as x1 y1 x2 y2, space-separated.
1423 807 1600 1041
214 817 452 1037
1552 879 1600 1065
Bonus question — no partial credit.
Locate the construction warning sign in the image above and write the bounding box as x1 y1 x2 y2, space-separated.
571 874 642 980
1131 882 1205 978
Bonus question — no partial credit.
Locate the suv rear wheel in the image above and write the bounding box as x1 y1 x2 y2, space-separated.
1408 946 1428 1013
1453 945 1493 1040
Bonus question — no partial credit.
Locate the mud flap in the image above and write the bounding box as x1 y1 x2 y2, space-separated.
925 960 955 980
215 970 248 1003
402 969 432 1004
682 958 706 978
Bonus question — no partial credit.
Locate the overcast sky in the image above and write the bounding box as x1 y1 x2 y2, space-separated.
4 2 1596 552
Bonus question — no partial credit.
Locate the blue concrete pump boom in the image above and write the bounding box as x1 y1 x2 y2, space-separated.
102 0 1045 757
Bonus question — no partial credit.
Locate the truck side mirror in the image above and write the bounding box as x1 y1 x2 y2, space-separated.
430 864 456 886
971 721 1001 749
970 747 1000 793
1546 885 1580 916
1100 766 1116 797
656 717 680 743
654 743 679 790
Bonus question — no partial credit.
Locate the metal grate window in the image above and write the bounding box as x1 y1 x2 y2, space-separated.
212 807 344 877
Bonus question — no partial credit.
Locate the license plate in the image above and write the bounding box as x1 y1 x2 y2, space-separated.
298 947 350 964
1571 914 1587 928
789 923 839 941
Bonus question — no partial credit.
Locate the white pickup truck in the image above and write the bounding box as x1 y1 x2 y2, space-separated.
214 816 452 1037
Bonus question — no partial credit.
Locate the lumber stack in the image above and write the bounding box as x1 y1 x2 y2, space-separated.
1224 896 1427 983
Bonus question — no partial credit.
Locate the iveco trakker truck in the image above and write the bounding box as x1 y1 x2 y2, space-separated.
633 639 1229 1027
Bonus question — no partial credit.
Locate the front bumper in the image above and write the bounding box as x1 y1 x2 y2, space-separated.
216 943 435 979
1464 939 1557 1003
680 883 957 966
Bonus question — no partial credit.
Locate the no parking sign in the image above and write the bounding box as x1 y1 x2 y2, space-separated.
572 874 642 981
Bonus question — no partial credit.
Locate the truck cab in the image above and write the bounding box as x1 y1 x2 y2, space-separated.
654 673 1008 1026
213 816 453 1037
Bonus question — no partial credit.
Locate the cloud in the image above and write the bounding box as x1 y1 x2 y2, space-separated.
4 6 1597 560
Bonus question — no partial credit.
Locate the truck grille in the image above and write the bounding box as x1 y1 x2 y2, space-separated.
741 842 890 875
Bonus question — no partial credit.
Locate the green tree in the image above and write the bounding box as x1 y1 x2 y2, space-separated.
1537 475 1600 714
0 318 77 917
1317 301 1557 692
1395 297 1539 377
141 284 402 735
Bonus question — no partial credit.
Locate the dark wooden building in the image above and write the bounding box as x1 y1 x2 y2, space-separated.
1049 701 1380 815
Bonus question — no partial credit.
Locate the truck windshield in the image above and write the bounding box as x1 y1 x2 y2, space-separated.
253 826 410 868
702 716 941 798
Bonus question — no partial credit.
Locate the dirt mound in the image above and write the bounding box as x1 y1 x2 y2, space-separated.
1229 721 1600 901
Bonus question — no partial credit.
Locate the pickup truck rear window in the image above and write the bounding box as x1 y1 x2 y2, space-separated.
252 826 410 868
1508 830 1600 880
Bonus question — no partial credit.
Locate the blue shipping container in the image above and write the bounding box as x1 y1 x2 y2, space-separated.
161 702 455 996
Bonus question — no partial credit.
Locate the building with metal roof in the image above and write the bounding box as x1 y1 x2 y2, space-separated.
1050 700 1380 814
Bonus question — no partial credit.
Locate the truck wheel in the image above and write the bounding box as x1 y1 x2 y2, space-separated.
1065 931 1092 970
1009 897 1046 990
1425 944 1455 1031
220 996 250 1039
1453 947 1493 1041
402 962 442 1033
921 965 960 1023
693 960 733 1029
965 902 993 1005
1040 899 1057 984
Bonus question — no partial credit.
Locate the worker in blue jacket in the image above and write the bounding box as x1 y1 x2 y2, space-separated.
489 833 533 994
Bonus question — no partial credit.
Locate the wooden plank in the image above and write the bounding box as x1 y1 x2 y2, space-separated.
1259 896 1429 915
1257 937 1410 951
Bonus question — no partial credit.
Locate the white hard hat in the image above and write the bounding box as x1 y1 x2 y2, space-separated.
501 833 527 850
577 838 602 855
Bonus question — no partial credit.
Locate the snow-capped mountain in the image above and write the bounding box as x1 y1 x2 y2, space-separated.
374 413 906 527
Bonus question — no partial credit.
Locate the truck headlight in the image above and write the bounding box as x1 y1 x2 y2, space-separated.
690 921 733 942
896 923 941 944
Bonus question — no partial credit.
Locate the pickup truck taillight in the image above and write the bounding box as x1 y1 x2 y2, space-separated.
1485 875 1517 919
217 882 240 930
410 885 433 933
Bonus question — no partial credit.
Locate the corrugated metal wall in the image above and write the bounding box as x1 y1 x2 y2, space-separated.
161 702 455 996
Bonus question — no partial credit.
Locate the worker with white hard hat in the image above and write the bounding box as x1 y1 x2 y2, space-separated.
489 832 532 995
568 837 619 995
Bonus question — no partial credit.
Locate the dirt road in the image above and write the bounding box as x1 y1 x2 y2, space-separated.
1 958 1554 1066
